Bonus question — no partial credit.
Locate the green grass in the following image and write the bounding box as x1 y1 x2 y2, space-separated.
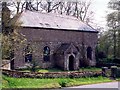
79 67 101 72
18 68 63 72
38 68 63 72
116 78 120 81
18 67 101 73
2 75 113 88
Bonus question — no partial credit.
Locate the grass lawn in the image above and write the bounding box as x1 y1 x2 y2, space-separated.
79 67 101 72
18 67 101 73
2 75 114 88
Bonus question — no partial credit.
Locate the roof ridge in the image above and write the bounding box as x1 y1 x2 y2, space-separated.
10 10 97 32
24 10 79 21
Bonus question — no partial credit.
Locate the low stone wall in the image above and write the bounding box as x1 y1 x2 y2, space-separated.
102 66 120 78
2 69 102 78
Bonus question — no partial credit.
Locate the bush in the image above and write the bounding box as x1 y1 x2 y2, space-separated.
97 51 107 59
113 58 120 64
117 68 120 77
97 57 114 63
59 80 67 87
27 60 38 72
96 57 115 68
96 62 116 68
107 58 113 63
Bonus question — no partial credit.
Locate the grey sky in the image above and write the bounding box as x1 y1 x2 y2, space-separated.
91 0 111 30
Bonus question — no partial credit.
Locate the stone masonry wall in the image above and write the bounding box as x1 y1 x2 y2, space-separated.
2 69 102 78
14 28 98 69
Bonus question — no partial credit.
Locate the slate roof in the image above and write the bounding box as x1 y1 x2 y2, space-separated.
56 43 71 54
11 10 97 32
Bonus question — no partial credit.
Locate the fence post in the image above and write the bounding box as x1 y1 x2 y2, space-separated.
111 66 117 79
102 67 108 77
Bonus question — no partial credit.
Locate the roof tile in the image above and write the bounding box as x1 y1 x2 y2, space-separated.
15 10 97 32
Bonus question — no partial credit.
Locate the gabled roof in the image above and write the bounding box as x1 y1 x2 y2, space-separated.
56 43 78 54
11 10 97 32
56 43 71 54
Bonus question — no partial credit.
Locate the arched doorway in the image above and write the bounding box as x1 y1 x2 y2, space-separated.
87 47 92 60
69 55 74 70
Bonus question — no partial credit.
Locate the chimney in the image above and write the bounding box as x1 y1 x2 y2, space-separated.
2 2 10 34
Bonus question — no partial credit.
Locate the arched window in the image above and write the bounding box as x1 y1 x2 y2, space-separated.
25 44 32 62
87 47 92 60
43 46 50 61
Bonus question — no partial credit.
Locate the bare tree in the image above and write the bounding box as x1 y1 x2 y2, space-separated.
8 0 93 24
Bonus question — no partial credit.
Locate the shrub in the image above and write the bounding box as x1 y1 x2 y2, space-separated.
113 58 120 64
59 80 67 87
117 68 120 77
27 60 38 72
97 51 107 59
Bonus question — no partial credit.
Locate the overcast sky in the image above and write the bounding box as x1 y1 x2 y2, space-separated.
91 0 111 30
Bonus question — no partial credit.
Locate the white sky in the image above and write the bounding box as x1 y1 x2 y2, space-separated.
91 0 111 30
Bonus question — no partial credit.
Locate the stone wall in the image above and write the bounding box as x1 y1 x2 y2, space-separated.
102 66 120 78
2 69 102 78
14 27 98 69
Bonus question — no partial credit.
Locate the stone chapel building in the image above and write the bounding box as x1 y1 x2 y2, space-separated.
2 3 98 70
